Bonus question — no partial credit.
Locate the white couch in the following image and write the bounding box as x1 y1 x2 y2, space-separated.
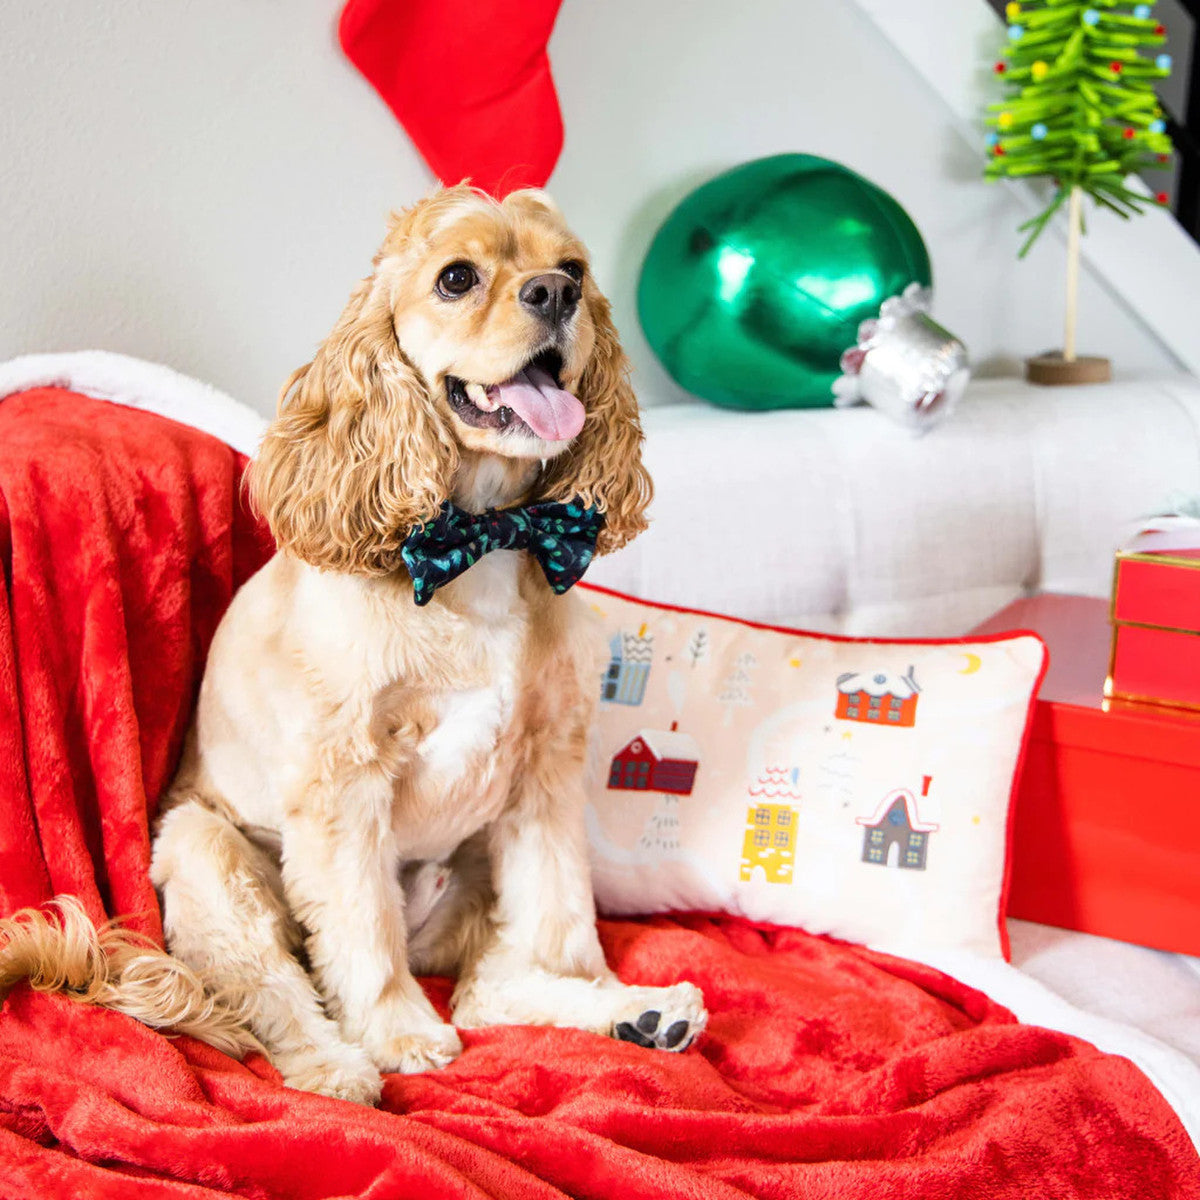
589 376 1200 637
3 352 1198 1141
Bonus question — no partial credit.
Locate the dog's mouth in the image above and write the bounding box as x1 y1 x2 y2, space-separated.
445 348 585 442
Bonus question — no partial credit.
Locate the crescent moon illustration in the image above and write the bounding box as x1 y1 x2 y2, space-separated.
959 652 982 675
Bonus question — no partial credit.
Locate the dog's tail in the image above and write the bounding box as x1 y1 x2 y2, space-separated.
0 896 260 1057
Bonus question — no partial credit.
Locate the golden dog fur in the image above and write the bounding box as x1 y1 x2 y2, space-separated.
0 186 706 1104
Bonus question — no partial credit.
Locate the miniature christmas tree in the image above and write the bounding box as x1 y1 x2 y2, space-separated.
637 795 682 857
685 628 709 669
985 1 1173 374
718 652 758 726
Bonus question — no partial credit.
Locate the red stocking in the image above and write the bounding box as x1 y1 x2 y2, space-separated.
339 0 566 198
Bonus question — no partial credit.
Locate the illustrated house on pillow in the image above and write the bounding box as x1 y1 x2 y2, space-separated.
608 724 699 795
739 767 801 884
836 667 920 727
601 626 653 705
856 788 939 870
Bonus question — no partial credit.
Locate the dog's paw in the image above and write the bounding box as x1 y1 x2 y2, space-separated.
274 1041 383 1106
612 982 707 1053
369 1024 463 1074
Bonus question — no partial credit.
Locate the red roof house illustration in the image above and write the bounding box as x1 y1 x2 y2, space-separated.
836 667 920 727
608 723 699 796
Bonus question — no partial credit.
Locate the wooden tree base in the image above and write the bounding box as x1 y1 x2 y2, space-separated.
1026 352 1112 386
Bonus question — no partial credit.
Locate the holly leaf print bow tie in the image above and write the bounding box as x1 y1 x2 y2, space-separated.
401 499 604 606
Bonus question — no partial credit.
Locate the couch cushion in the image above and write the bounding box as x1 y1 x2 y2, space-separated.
588 377 1200 636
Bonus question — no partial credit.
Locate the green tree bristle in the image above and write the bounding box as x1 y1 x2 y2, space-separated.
985 0 1172 249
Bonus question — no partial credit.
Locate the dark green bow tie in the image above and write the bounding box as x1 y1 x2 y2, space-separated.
401 499 604 606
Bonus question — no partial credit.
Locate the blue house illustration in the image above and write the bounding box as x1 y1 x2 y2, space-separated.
601 627 653 706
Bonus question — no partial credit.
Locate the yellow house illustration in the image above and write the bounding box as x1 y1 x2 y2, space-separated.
738 767 800 884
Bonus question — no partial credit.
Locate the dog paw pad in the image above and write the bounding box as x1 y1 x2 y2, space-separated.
612 983 707 1054
616 1008 704 1053
636 1010 661 1035
615 1021 654 1048
664 1019 690 1048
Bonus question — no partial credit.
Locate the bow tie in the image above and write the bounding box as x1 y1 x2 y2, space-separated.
401 499 604 606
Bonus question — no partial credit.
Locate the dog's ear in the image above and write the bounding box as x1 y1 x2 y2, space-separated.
251 273 458 575
539 290 652 555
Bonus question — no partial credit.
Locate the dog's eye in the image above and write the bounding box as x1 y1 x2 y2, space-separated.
558 260 585 284
436 262 478 298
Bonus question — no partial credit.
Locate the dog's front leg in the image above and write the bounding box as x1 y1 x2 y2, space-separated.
282 763 461 1074
452 764 708 1053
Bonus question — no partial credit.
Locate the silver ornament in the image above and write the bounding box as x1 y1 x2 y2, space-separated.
832 283 970 433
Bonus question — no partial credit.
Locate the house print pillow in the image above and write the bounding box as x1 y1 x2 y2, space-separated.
582 584 1047 959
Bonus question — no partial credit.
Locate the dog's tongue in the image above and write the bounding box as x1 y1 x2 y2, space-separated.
487 366 585 442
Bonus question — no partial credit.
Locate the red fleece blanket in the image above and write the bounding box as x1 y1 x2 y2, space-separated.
0 387 1197 1199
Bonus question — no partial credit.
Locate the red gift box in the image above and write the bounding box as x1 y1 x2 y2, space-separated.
1108 526 1200 710
972 594 1200 955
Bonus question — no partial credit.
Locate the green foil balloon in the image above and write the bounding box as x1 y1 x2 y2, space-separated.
637 154 932 411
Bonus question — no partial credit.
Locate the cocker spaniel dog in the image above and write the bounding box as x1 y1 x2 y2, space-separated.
0 186 705 1105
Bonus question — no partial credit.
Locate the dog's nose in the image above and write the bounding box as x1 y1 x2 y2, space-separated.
519 273 581 327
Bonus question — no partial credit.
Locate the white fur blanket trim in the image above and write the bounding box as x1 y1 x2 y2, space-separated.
0 351 268 458
907 944 1200 1151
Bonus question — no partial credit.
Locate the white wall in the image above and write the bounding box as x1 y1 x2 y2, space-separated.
0 0 1183 417
0 0 429 413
